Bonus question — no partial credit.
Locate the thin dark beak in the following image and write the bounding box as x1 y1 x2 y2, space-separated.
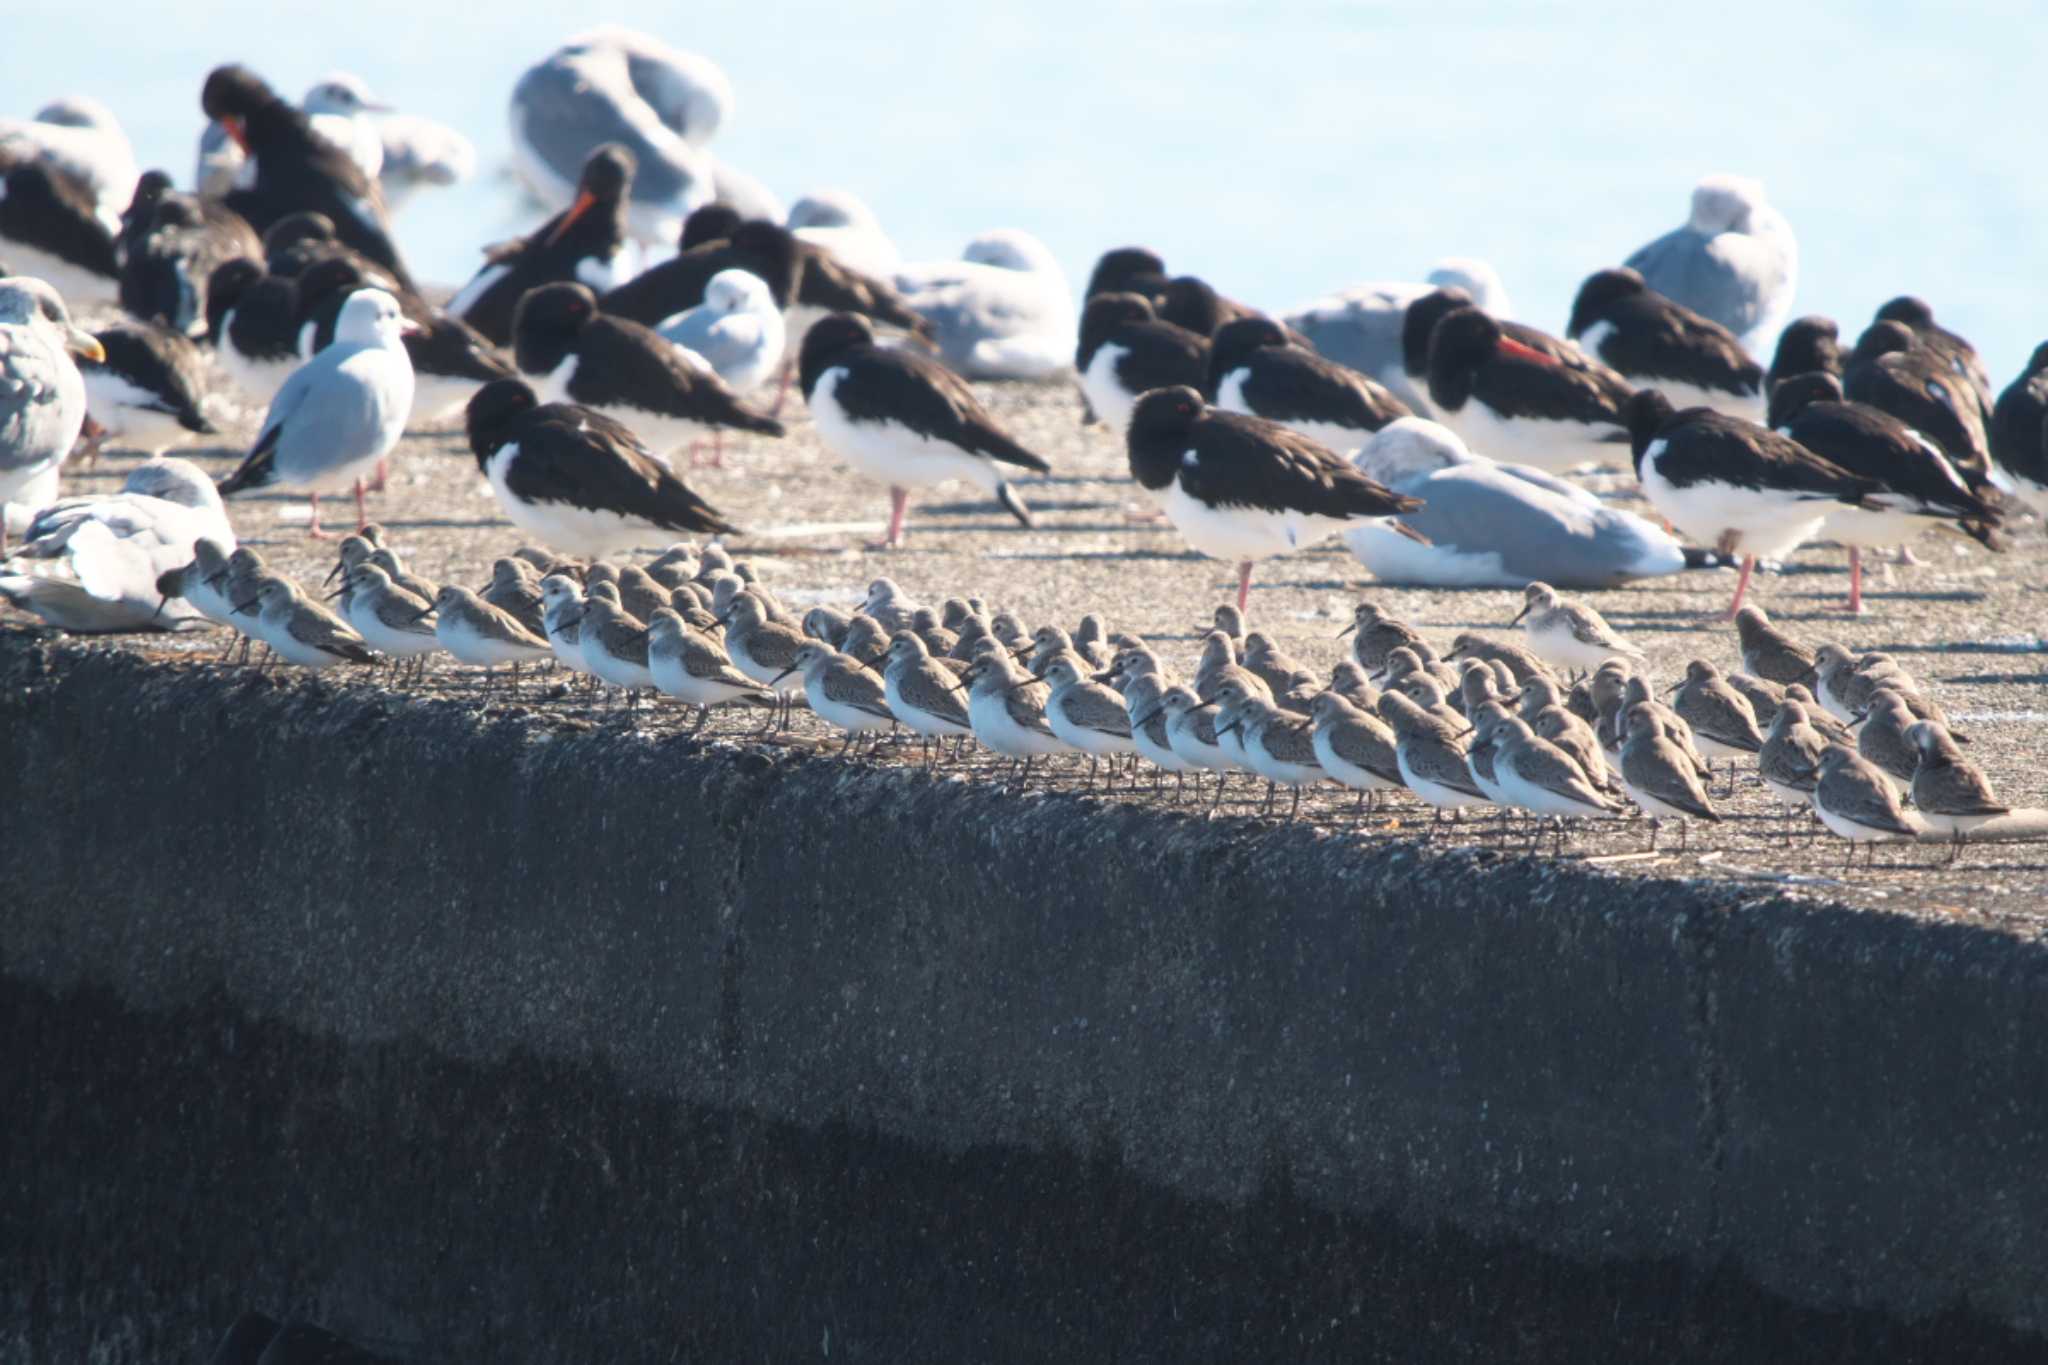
1336 622 1356 637
770 665 797 686
323 559 345 586
323 585 347 602
407 605 436 623
1510 604 1531 625
152 595 168 619
232 597 259 616
1665 680 1683 695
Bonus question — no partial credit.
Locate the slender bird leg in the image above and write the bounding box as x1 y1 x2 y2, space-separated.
1289 787 1303 821
1263 781 1277 815
306 493 338 540
1677 818 1690 853
1835 547 1866 614
1718 555 1758 620
1645 817 1660 853
868 488 911 552
1235 561 1255 615
768 359 795 417
1946 832 1963 867
353 479 369 532
1355 789 1369 814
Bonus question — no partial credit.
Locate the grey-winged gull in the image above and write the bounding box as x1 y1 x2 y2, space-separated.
1622 175 1797 357
893 229 1075 381
1343 416 1686 589
657 268 785 394
509 27 732 246
789 190 900 279
0 96 137 230
0 276 102 545
0 457 234 631
216 288 416 538
1283 259 1512 417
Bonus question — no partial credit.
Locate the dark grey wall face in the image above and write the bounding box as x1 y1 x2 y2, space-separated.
3 634 2045 1361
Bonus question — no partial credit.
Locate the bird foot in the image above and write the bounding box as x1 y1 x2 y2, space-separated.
306 525 341 541
1828 600 1868 615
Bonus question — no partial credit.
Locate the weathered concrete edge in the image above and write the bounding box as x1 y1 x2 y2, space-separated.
4 630 2045 1332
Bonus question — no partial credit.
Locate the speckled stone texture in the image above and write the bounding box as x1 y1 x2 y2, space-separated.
4 634 2047 1360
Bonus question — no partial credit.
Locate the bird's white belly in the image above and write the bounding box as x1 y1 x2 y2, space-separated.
1078 345 1138 436
0 240 115 304
485 443 654 557
1161 481 1337 563
1821 505 1936 550
809 368 995 492
81 372 196 452
1441 400 1624 473
1640 453 1828 560
969 691 1067 759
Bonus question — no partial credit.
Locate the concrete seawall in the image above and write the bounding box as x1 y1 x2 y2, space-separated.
4 631 2046 1360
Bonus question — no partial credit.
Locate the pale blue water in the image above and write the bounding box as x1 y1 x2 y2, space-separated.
7 2 2045 374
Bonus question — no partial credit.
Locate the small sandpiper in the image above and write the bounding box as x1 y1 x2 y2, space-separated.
579 595 658 707
427 585 553 690
961 651 1068 784
338 562 440 681
1159 686 1239 796
1531 705 1612 793
777 642 898 752
882 629 975 761
1308 691 1404 812
1906 721 2008 863
1732 605 1818 689
1341 602 1429 675
1122 674 1197 796
538 573 592 676
861 576 921 635
1379 689 1486 827
719 592 809 728
1618 702 1721 850
235 578 376 670
1813 643 1908 724
1669 659 1765 791
483 557 547 637
1511 581 1643 676
1214 681 1326 817
1487 714 1623 849
1812 745 1920 868
647 607 769 733
1039 656 1138 786
1445 632 1557 687
1757 701 1832 821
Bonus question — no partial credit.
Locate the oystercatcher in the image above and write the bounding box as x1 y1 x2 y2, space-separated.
799 312 1050 548
1767 371 1999 611
466 377 739 555
512 281 782 466
1125 385 1424 613
1075 291 1207 436
1566 267 1762 419
1624 388 1879 617
447 143 635 345
1424 304 1635 471
1206 315 1409 453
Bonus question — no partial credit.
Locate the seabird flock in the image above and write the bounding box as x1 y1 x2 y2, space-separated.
1 26 2042 868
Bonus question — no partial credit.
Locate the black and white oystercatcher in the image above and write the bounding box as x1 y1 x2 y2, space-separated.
800 311 1050 548
1125 385 1425 613
201 64 415 292
0 155 120 303
1843 320 1990 486
512 282 783 465
78 321 216 456
1074 291 1208 435
1765 315 1842 395
1767 371 1999 611
1424 304 1636 470
1565 267 1762 420
600 212 802 324
1988 340 2048 516
1205 315 1410 453
1625 388 1881 617
205 258 301 406
447 143 636 345
467 377 740 556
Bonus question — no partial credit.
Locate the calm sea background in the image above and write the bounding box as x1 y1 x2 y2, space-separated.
7 2 2043 375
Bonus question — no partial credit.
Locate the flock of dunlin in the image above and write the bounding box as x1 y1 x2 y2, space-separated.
152 527 2017 870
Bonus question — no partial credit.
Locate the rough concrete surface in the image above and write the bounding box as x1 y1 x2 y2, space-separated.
4 630 2048 1362
7 374 2048 1359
